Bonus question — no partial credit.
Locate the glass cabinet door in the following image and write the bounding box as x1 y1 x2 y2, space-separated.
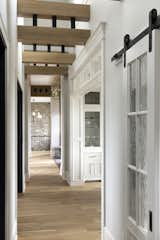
85 112 100 147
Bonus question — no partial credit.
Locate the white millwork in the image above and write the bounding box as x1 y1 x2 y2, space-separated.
68 23 105 186
50 96 61 156
24 75 31 182
82 98 102 181
68 23 105 240
61 75 70 179
123 31 160 240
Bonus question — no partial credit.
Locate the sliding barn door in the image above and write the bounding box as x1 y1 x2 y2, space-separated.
124 31 160 240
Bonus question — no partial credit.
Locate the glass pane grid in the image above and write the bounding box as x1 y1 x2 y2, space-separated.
137 115 147 171
138 173 148 230
138 54 147 112
128 116 136 166
128 169 136 221
127 54 148 234
85 112 100 147
128 60 137 113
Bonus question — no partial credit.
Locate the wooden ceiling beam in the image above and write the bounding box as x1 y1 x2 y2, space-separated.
25 66 68 75
18 26 90 46
23 51 75 65
18 0 90 22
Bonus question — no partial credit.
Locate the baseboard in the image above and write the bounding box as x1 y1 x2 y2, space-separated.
67 179 85 186
25 172 30 182
12 221 17 240
62 170 68 181
103 227 114 240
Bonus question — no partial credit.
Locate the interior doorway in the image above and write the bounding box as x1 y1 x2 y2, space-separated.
17 82 23 193
0 34 6 240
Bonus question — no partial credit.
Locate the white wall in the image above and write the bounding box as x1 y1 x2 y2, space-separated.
77 1 124 239
73 0 160 239
4 0 18 240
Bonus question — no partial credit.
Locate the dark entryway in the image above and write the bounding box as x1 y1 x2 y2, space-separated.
0 34 6 240
17 82 23 193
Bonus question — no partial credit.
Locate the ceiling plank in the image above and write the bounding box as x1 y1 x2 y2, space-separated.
23 51 75 65
18 26 90 46
25 66 68 75
18 0 90 21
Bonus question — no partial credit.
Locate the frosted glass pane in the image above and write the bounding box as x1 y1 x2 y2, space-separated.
85 112 100 147
137 115 147 170
139 55 147 111
127 231 137 240
129 116 136 166
139 174 148 230
128 169 136 221
129 61 137 112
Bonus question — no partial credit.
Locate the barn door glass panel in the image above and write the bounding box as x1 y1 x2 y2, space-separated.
127 54 148 237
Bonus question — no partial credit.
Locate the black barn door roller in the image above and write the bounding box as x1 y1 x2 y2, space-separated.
111 9 160 67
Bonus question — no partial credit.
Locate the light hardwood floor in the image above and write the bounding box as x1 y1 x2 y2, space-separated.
18 151 101 240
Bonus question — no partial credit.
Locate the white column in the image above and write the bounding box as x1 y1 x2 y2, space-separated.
24 75 31 181
68 94 84 186
61 76 70 179
50 96 61 156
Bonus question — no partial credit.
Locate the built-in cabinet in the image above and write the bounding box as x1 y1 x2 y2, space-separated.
69 23 105 185
82 92 102 181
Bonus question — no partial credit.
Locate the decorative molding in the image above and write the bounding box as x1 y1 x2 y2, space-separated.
69 22 106 80
103 227 114 240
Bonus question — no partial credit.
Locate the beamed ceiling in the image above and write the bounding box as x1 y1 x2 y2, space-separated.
17 0 90 79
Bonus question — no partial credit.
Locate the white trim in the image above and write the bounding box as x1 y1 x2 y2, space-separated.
67 180 84 186
11 221 17 240
103 227 114 240
69 23 106 80
153 30 160 240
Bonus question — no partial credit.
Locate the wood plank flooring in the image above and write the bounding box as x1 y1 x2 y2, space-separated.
18 151 101 240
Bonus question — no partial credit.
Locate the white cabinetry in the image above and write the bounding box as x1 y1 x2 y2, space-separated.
82 93 102 181
84 152 101 181
68 23 105 185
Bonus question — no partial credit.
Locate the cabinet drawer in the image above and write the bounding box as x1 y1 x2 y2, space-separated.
84 152 101 161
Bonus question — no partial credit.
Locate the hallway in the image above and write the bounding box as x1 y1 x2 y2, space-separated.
18 152 101 240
